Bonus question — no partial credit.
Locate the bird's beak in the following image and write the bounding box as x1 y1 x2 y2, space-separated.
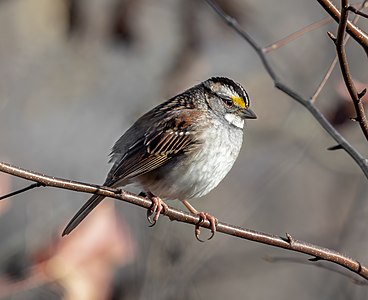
241 107 257 119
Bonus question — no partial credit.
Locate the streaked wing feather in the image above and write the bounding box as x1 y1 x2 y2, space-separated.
117 154 169 179
107 110 198 184
147 130 192 155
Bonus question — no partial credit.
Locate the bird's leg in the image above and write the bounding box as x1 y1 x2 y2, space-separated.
181 200 218 242
146 191 168 226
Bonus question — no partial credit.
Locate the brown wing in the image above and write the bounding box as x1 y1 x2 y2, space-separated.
105 110 200 186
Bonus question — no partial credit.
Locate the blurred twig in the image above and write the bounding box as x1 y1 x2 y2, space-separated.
263 17 331 53
0 161 368 280
311 56 338 103
204 0 368 179
328 0 368 141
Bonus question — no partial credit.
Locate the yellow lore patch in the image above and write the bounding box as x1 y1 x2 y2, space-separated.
231 96 246 108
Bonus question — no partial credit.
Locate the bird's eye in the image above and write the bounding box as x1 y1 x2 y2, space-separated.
221 98 234 107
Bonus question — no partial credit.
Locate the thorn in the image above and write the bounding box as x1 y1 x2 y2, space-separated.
285 233 294 245
358 88 367 99
309 256 321 262
327 144 343 151
357 260 362 273
138 191 147 197
327 31 336 42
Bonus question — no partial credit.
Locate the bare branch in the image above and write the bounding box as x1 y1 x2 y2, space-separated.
264 256 368 285
311 1 365 103
317 0 368 55
0 160 368 280
204 0 368 179
335 0 368 141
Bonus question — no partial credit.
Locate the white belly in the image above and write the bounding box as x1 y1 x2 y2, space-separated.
139 120 244 200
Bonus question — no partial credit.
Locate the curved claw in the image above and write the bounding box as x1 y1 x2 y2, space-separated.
146 194 168 227
195 225 205 242
146 209 156 226
194 212 218 242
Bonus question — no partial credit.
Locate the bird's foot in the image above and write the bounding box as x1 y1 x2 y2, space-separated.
146 192 168 227
181 200 218 242
194 212 218 242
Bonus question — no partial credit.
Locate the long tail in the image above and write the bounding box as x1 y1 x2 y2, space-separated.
62 194 105 236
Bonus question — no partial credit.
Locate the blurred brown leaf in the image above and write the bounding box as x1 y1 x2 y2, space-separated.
40 202 136 299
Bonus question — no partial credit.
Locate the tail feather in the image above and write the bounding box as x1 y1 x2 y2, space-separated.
62 194 105 236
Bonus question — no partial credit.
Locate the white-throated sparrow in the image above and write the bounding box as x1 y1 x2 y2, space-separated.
62 77 256 240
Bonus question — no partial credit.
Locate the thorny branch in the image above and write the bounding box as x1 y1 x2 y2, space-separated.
204 0 368 179
329 0 368 141
0 161 368 280
317 0 368 54
312 1 367 102
262 2 366 104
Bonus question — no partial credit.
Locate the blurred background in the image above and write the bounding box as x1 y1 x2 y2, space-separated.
0 0 368 299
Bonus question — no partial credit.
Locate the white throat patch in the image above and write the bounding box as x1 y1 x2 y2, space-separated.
225 113 244 129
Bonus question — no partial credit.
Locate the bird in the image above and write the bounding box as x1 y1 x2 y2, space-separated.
62 77 256 240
